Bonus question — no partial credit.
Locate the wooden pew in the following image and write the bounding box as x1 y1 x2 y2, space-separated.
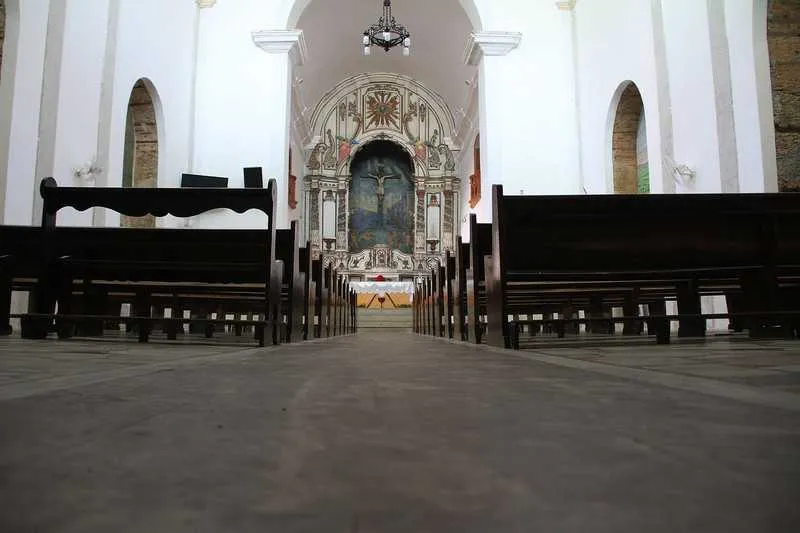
299 242 313 340
276 221 304 343
21 176 281 345
453 237 470 341
444 251 456 339
486 184 800 348
465 214 492 344
0 226 53 336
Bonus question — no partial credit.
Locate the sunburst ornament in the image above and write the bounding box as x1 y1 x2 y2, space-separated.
362 0 411 56
366 92 401 129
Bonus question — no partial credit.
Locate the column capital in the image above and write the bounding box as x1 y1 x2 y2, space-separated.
464 31 523 66
252 29 309 67
555 0 577 11
196 0 216 7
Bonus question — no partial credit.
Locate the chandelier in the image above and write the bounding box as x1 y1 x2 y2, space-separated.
362 0 411 56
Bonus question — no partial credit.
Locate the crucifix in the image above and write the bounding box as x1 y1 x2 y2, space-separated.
364 163 401 221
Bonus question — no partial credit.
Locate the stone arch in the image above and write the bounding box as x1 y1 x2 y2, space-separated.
768 0 800 191
609 81 649 194
122 78 161 228
283 0 482 31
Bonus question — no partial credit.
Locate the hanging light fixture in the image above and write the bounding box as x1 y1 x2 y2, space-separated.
362 0 411 56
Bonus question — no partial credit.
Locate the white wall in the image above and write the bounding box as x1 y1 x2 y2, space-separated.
43 0 112 227
101 0 197 228
575 0 670 195
0 0 49 224
474 0 582 216
192 0 294 230
575 0 773 196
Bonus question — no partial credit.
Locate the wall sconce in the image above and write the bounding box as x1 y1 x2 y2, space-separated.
73 159 102 184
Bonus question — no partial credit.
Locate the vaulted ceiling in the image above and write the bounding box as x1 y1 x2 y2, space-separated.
295 0 476 119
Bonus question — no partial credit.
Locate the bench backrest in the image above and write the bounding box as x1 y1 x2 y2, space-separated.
468 214 492 280
492 184 800 275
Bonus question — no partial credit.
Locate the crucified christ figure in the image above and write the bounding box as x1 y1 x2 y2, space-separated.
364 164 401 221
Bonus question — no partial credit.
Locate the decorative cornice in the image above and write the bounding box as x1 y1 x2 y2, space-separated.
252 29 309 67
555 0 577 10
464 31 523 66
196 0 216 8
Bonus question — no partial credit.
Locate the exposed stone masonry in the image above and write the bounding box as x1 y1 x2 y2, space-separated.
612 84 643 194
769 0 800 191
122 80 158 228
0 0 6 80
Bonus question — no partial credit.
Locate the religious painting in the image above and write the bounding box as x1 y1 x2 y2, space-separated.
349 141 414 254
364 90 401 130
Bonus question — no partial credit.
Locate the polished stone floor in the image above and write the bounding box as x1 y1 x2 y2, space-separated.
0 331 798 532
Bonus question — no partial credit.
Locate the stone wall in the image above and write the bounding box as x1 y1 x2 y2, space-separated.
0 0 5 79
769 0 800 191
122 80 158 228
613 84 643 194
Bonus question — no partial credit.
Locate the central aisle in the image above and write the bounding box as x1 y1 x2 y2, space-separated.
0 331 797 532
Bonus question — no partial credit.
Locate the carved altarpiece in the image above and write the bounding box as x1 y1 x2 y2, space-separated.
303 74 461 280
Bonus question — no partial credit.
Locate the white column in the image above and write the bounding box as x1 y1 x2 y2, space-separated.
0 0 50 224
662 0 739 193
38 0 112 227
465 31 522 222
556 0 584 193
253 30 307 229
725 0 778 192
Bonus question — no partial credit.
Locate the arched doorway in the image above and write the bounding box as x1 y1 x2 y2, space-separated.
768 0 800 192
122 79 159 228
348 140 415 254
611 82 649 194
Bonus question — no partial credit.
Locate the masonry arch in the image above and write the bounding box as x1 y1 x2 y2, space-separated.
768 0 800 191
121 78 161 228
608 81 649 194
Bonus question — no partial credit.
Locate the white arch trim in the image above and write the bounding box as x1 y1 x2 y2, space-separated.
282 0 482 32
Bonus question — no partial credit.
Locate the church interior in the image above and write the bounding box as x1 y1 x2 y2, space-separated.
0 1 799 531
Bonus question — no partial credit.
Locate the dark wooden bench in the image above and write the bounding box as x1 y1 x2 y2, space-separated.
465 214 492 344
0 226 54 335
12 176 282 345
486 184 800 348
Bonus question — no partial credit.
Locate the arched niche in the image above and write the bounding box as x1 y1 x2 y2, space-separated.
122 79 160 228
609 81 649 194
348 139 415 254
768 0 800 191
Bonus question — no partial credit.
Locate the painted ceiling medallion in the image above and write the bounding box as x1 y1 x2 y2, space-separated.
366 92 401 129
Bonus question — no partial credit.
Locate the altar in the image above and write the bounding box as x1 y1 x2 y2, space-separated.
302 73 461 281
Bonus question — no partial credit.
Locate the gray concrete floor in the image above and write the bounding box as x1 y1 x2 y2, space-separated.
0 331 798 532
